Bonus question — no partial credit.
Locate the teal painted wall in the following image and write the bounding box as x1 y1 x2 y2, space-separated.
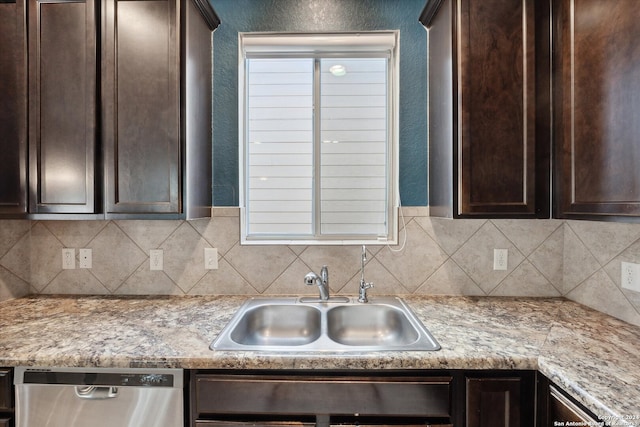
211 0 427 206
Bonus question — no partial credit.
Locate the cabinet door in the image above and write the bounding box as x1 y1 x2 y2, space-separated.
425 0 550 218
458 0 539 216
0 368 12 412
554 0 640 219
28 0 97 214
466 377 523 427
0 0 27 215
102 0 181 215
548 385 600 425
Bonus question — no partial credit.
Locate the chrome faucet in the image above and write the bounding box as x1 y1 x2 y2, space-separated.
358 245 374 303
304 265 330 301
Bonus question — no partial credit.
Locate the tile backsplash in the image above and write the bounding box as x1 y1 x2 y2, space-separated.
1 208 640 326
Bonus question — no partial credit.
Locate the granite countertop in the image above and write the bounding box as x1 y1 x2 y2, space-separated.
0 295 638 424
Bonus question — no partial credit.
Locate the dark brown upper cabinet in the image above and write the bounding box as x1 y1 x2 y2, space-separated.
0 0 27 216
553 0 640 220
102 0 218 219
0 0 218 219
421 0 551 218
28 0 98 215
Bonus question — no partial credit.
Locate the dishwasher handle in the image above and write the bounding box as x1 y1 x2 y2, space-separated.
74 386 119 400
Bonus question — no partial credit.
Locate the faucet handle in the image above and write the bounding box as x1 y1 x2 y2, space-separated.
358 281 374 303
304 272 317 286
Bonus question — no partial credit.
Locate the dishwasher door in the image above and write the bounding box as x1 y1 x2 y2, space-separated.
14 367 183 427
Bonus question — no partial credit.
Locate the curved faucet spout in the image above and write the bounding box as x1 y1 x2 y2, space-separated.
304 266 330 300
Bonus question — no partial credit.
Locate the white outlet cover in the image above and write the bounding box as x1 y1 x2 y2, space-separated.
493 248 508 271
621 261 640 292
150 249 164 271
62 248 76 270
204 248 218 270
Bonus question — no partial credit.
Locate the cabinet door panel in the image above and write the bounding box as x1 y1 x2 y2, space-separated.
28 0 96 213
555 0 640 218
466 377 520 427
459 0 537 215
425 0 548 218
0 368 12 412
549 386 599 424
0 0 27 215
103 0 180 214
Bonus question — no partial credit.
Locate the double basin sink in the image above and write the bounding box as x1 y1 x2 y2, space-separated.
210 296 440 352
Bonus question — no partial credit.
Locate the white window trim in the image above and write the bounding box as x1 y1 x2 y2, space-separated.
238 31 400 245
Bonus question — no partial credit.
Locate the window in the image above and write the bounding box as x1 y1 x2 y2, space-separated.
239 32 399 245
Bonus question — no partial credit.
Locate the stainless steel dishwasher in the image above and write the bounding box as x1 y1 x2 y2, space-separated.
14 366 183 427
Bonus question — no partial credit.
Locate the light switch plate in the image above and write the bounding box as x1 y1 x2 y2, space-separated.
79 248 92 269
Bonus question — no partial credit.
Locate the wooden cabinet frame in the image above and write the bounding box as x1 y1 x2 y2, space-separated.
422 0 551 218
553 0 640 220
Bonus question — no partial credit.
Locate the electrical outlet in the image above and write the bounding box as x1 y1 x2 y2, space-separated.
621 261 640 292
62 248 76 269
79 248 92 269
150 249 164 271
204 248 218 270
493 248 508 271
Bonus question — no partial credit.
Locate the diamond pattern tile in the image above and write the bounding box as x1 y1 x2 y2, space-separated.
415 217 484 255
451 221 525 293
375 220 449 293
562 225 601 294
493 219 563 256
528 226 564 289
567 269 640 326
416 259 484 296
90 222 147 292
0 220 30 258
27 223 63 291
161 222 210 293
491 261 561 297
1 211 640 326
188 259 258 295
0 265 29 300
298 245 365 292
568 220 640 266
45 220 108 248
115 220 180 251
225 244 296 293
0 228 31 285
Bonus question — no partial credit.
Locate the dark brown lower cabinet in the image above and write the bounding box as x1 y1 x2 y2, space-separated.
191 370 543 427
466 374 535 427
191 371 457 426
0 368 13 427
537 375 601 427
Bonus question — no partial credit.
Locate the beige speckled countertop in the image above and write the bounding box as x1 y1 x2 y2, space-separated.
0 295 638 424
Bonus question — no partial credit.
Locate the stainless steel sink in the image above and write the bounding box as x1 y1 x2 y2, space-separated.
229 304 321 346
210 297 440 352
326 304 420 346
